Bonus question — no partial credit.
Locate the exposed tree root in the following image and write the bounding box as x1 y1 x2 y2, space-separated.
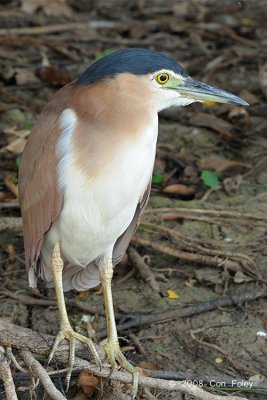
0 319 249 400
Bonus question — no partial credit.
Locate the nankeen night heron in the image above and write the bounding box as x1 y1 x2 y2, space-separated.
18 48 248 396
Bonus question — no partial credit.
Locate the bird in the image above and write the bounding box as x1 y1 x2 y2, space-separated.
18 48 248 397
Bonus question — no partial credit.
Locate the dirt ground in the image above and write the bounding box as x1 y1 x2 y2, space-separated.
0 0 266 399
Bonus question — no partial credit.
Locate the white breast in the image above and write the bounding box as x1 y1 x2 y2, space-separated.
42 108 158 268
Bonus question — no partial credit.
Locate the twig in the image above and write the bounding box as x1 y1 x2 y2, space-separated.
6 346 28 373
128 247 160 292
145 207 267 222
20 349 66 400
141 222 257 271
0 319 252 400
0 23 91 36
111 287 267 335
1 289 107 317
189 329 250 375
133 237 251 275
128 333 146 355
0 350 18 400
0 202 19 209
12 365 267 391
143 387 158 400
0 217 22 233
0 320 247 400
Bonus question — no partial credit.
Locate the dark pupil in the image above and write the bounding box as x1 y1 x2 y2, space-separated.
160 74 167 82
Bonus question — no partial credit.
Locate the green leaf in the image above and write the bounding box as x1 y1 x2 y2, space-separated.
152 173 164 184
23 121 33 130
15 157 21 168
95 49 114 61
200 170 220 188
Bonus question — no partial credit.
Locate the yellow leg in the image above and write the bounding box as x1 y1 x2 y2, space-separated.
99 257 139 399
49 242 101 391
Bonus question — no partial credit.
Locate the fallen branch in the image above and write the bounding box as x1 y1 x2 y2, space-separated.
0 216 262 281
145 207 267 222
0 350 18 400
1 289 107 317
0 217 22 233
140 222 258 279
20 349 66 400
0 23 91 36
133 236 258 278
101 286 267 336
128 247 160 292
0 320 247 400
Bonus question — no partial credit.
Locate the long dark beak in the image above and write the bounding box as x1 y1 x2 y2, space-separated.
177 77 248 106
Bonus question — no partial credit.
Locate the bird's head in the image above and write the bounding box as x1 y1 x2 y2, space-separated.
76 48 248 113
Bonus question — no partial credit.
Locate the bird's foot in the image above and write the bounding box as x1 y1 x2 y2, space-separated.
103 340 139 399
48 323 102 391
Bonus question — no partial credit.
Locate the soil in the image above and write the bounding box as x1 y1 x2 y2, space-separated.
0 1 266 399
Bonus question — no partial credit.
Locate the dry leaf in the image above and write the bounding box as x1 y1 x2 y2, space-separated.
15 69 41 86
189 112 232 137
223 174 242 196
21 0 72 18
259 62 267 99
233 271 253 283
139 361 159 371
37 66 72 87
163 184 196 196
75 290 89 301
5 137 27 154
77 371 99 397
195 268 223 285
4 175 18 198
5 127 30 138
198 158 252 172
185 278 197 287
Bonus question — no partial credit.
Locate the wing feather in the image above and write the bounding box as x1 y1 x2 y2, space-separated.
18 85 73 269
112 182 151 264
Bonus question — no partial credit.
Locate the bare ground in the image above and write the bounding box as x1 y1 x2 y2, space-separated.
0 1 266 399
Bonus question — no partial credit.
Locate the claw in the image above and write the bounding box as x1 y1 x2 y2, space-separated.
48 324 102 391
104 341 139 398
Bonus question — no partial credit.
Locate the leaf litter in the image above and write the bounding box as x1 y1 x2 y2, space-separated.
0 1 266 399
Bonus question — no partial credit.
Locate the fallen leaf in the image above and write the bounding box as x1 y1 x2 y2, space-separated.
152 173 164 184
233 271 253 283
198 158 252 172
249 374 266 381
139 361 159 371
163 184 195 196
4 175 18 198
21 0 72 17
37 66 72 87
200 170 220 189
223 175 243 196
259 63 267 99
195 268 223 285
15 69 41 86
189 112 232 137
185 278 197 287
77 371 99 397
166 289 180 299
75 290 89 301
4 137 27 153
5 126 30 138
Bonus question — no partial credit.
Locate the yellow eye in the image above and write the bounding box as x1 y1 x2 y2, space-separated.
156 73 169 84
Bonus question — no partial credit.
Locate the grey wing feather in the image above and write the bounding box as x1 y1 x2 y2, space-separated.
112 181 151 264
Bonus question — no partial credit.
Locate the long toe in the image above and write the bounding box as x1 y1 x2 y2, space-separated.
48 326 101 391
104 341 139 398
